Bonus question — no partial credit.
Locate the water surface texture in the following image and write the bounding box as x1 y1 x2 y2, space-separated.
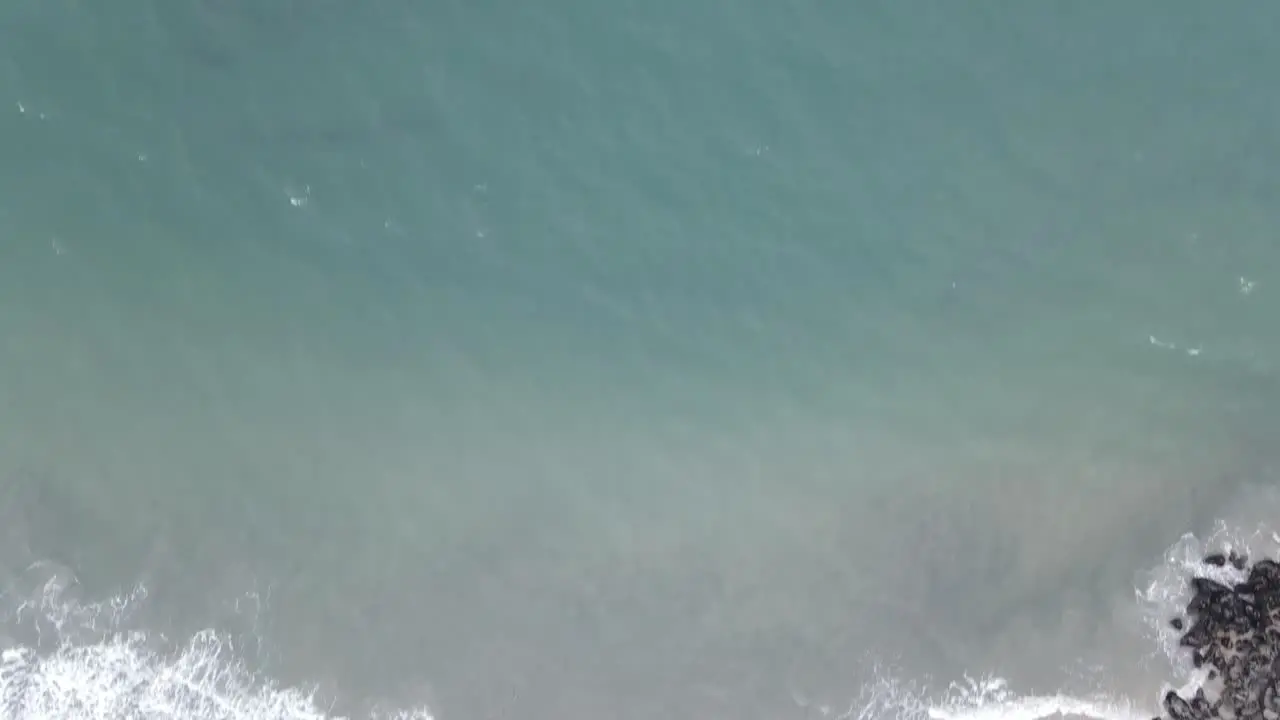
1 3 1279 719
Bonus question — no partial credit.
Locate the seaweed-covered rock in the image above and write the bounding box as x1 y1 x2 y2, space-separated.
1159 551 1280 720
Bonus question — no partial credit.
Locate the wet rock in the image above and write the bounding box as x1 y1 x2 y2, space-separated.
1162 550 1280 720
1165 691 1197 720
1247 561 1280 593
1240 694 1262 719
1191 579 1235 615
1191 689 1215 718
1182 617 1216 650
1262 680 1277 710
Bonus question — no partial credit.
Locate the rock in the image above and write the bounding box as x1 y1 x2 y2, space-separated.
1191 689 1215 717
1162 550 1280 720
1180 617 1216 650
1165 691 1198 720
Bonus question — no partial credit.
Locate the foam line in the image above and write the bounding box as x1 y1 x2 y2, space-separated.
929 694 1153 720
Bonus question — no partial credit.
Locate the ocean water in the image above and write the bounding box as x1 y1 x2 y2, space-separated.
1 1 1279 719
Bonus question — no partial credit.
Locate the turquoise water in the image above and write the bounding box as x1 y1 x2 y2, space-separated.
1 2 1279 719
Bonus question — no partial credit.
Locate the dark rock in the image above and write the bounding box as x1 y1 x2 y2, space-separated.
1165 691 1198 720
1247 561 1280 591
1265 680 1280 712
1192 689 1215 717
1181 617 1216 649
1193 577 1234 597
1161 549 1280 720
1191 579 1234 615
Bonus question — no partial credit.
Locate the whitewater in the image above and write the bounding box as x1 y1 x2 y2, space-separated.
4 498 1279 720
0 562 431 720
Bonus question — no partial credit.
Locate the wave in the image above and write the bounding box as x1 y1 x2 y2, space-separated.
0 563 432 720
5 488 1279 720
815 666 1152 720
830 488 1280 720
926 676 1151 720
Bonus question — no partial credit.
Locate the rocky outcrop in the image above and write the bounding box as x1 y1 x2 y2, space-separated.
1161 551 1280 720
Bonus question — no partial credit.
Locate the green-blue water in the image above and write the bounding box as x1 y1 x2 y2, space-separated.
1 3 1278 719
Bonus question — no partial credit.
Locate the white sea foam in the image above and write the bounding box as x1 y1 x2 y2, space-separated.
0 566 432 720
1136 505 1280 685
788 661 1152 720
5 496 1277 720
926 675 1152 720
839 507 1280 720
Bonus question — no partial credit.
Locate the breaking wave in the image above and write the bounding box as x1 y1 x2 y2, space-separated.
820 667 1152 720
0 563 432 720
5 490 1279 720
829 492 1280 720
